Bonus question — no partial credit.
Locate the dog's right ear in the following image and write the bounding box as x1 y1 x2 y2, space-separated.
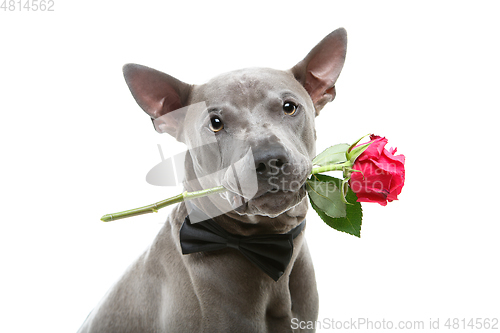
123 64 192 139
291 28 347 116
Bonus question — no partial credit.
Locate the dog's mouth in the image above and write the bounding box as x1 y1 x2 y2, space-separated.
225 183 307 218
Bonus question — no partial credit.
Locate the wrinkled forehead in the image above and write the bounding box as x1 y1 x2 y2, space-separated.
192 68 309 107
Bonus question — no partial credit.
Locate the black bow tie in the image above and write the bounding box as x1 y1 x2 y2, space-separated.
179 212 305 281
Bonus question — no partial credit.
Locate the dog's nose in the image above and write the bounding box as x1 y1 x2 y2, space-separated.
253 145 289 178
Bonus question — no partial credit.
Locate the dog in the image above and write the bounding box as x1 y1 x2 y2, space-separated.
78 28 347 333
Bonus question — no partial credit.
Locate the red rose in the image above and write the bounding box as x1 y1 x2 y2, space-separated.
349 135 405 206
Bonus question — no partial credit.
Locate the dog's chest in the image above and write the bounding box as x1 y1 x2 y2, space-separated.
165 273 294 332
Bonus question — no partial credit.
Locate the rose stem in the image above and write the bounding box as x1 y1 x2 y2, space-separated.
311 163 348 175
100 185 226 222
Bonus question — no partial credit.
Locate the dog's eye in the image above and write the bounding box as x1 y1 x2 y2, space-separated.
283 101 298 115
209 116 224 132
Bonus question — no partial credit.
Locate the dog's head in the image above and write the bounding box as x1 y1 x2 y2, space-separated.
123 28 347 226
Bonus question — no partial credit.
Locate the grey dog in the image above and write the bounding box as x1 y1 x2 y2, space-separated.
78 28 347 333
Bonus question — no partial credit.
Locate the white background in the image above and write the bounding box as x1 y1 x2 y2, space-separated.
1 1 499 332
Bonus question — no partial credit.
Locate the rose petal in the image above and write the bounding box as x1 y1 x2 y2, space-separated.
355 136 388 162
356 190 388 206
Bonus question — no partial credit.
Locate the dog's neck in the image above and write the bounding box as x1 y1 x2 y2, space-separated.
182 151 308 236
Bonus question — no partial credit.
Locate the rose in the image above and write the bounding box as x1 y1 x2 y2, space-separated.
349 135 405 206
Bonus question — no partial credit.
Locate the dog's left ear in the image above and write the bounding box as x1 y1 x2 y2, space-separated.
291 28 347 115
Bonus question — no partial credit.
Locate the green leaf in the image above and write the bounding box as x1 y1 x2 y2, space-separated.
308 174 363 237
306 176 346 218
312 143 350 166
347 141 372 164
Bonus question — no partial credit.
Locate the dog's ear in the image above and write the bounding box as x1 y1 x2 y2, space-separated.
291 28 347 115
123 64 192 138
